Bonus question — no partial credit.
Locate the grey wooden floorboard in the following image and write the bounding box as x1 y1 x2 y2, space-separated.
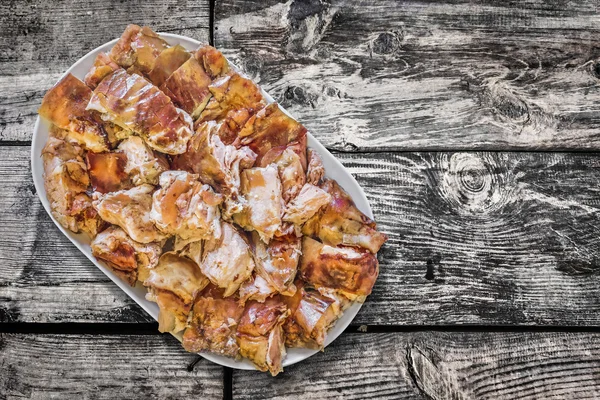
232 331 600 400
214 0 600 151
0 0 211 142
5 146 600 325
0 333 223 399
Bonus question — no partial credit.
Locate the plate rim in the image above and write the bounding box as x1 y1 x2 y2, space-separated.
30 32 374 371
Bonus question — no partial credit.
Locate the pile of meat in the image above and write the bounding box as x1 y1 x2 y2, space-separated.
38 25 387 375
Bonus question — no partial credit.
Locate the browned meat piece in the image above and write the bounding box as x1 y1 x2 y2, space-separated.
109 24 169 75
259 147 306 204
87 69 193 155
251 232 300 296
93 184 167 243
161 57 213 119
238 273 277 304
299 236 379 301
38 73 109 152
306 148 325 185
237 298 289 376
182 285 245 358
117 136 169 186
303 179 388 253
233 165 284 242
147 45 191 87
283 183 331 226
282 281 350 349
199 221 255 297
91 226 162 286
236 103 307 167
42 133 104 237
194 45 229 79
84 52 121 89
86 152 129 194
171 121 257 218
145 252 209 333
149 171 222 241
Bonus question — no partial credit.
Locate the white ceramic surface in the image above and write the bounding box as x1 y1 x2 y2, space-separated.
31 33 374 371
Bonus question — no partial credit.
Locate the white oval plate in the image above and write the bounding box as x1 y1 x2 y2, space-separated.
31 33 374 371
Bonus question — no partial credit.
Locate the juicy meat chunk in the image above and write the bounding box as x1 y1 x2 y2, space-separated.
252 232 300 296
260 147 306 204
117 136 169 186
194 45 229 79
84 52 120 89
147 45 191 88
42 134 103 237
236 103 307 167
233 165 284 242
238 274 277 304
38 73 109 152
161 56 213 119
109 24 169 74
171 121 257 218
182 285 245 358
282 281 350 349
86 152 129 193
150 171 222 241
283 183 332 226
93 184 166 243
302 179 388 253
145 252 209 333
299 236 379 301
199 221 255 297
237 298 289 376
91 226 162 286
306 148 325 185
87 69 193 155
198 73 265 123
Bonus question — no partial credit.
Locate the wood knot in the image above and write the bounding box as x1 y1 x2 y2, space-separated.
434 153 514 215
371 31 402 55
592 62 600 79
282 85 318 108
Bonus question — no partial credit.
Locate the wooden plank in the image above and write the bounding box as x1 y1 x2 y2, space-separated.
6 146 600 325
232 331 600 399
0 0 211 142
0 333 223 399
214 0 600 151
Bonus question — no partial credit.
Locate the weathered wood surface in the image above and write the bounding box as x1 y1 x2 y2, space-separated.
0 0 210 142
215 0 600 151
6 146 600 325
0 333 223 399
233 331 600 400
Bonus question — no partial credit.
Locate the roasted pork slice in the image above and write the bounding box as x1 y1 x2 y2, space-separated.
237 298 289 376
299 236 378 301
233 165 284 242
182 285 245 357
238 274 277 304
86 152 130 193
251 232 300 296
306 148 325 185
236 103 307 167
303 180 388 253
282 281 349 349
109 24 169 74
38 73 109 152
198 73 265 123
91 226 162 286
42 135 104 236
200 221 255 297
93 184 166 243
84 52 121 89
194 45 229 79
161 56 213 119
283 183 331 226
260 147 306 204
87 69 193 155
117 136 168 186
150 171 222 241
147 45 191 87
171 121 257 217
144 252 209 333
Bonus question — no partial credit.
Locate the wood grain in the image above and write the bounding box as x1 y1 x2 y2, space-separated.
6 146 600 325
214 0 600 151
0 0 210 142
232 331 600 400
0 333 223 399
